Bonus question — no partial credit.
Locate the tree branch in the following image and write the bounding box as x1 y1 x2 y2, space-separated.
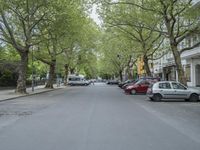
35 56 51 65
105 1 162 14
0 11 23 51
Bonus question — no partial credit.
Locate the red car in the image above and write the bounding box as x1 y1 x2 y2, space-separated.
124 80 155 94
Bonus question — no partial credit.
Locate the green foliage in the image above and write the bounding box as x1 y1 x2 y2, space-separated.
0 45 20 61
31 0 100 80
0 64 18 86
0 69 13 86
97 30 138 79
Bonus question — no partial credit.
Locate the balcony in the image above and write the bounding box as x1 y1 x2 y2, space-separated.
181 47 200 59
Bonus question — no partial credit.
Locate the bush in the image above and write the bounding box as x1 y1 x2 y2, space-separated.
0 61 19 87
0 69 17 86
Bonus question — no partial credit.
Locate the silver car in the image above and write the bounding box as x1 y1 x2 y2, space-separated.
147 81 200 101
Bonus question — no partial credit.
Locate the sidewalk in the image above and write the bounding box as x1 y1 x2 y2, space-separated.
0 84 66 102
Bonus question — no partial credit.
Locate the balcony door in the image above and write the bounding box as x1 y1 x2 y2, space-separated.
196 64 200 87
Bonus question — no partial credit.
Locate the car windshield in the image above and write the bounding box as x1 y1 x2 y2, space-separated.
135 80 143 85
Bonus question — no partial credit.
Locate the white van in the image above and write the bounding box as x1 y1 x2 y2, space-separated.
68 75 90 86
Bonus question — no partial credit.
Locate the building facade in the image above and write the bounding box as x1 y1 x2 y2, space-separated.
153 34 200 87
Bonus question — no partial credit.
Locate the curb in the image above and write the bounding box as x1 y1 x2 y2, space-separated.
0 88 64 103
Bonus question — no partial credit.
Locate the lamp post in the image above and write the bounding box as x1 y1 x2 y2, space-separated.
117 54 123 81
31 48 34 92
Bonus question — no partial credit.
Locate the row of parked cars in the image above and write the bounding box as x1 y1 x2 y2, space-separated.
118 77 200 102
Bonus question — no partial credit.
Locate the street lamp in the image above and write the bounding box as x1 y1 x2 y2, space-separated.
31 47 34 92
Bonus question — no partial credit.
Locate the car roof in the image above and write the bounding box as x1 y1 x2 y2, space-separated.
155 81 186 85
157 81 174 83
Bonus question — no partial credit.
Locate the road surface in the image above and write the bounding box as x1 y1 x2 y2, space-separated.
0 83 200 150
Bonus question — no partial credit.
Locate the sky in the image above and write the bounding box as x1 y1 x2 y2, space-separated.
89 4 102 26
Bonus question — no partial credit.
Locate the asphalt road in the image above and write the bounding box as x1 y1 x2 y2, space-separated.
0 83 200 150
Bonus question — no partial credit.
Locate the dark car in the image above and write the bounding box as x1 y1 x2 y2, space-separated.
139 76 161 82
107 80 119 85
122 80 137 89
118 79 135 88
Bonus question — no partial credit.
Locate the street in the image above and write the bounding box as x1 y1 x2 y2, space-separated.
0 83 200 150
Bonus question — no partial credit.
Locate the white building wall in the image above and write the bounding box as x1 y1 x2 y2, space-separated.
153 36 200 87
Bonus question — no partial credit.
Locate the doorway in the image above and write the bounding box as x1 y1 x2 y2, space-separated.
195 64 200 87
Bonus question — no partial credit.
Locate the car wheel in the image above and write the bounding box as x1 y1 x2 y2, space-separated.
149 97 154 101
131 89 136 95
189 94 199 102
153 94 162 101
185 99 190 102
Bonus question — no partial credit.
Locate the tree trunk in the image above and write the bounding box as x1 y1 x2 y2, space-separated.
119 70 123 82
128 68 133 79
70 68 75 74
15 51 29 94
171 45 187 85
126 67 133 79
45 60 56 89
64 64 69 86
163 12 187 85
143 55 152 77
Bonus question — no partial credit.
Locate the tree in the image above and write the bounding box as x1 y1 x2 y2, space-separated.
35 0 99 87
59 17 100 84
102 0 200 85
0 0 49 93
34 0 77 88
98 0 164 77
98 31 138 81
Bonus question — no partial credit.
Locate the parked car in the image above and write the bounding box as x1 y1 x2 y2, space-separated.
147 81 200 101
122 80 137 89
68 75 90 86
139 76 161 82
118 79 135 88
107 80 119 85
122 77 160 89
124 80 155 94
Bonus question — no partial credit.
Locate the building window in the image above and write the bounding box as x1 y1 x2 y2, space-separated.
164 66 176 81
198 34 200 46
185 64 191 82
193 36 197 45
186 38 191 47
181 41 185 49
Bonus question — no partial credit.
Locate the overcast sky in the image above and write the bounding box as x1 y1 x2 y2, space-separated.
89 4 102 26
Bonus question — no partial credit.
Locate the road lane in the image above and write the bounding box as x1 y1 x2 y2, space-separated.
0 83 200 150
